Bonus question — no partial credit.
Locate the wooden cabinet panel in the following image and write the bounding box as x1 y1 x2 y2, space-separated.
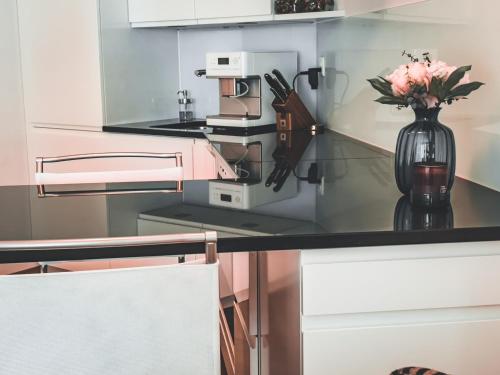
303 319 500 375
195 0 271 19
128 0 196 22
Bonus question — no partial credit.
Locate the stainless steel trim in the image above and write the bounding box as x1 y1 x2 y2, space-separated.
38 187 181 198
36 152 184 198
36 152 182 164
0 232 218 264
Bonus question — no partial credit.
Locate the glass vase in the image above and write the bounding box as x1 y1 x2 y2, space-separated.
395 107 456 208
394 196 454 232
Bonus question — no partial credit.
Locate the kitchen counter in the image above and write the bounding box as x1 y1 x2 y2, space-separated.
104 118 209 139
2 129 500 263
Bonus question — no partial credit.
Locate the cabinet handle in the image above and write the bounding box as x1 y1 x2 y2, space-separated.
35 152 183 197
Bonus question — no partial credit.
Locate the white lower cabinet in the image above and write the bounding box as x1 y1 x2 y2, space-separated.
300 242 500 375
303 319 500 375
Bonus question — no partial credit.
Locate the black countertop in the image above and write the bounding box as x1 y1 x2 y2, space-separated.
104 118 210 139
2 130 500 263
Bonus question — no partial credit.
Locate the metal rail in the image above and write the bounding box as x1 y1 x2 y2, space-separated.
0 232 218 264
36 152 184 197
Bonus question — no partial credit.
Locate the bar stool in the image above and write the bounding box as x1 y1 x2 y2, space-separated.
391 367 450 375
0 232 221 375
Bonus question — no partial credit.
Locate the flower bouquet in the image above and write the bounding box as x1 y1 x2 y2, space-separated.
368 52 484 208
368 51 483 109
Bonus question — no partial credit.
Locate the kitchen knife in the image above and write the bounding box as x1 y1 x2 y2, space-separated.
270 88 286 103
272 69 293 94
264 73 287 101
266 162 286 187
273 167 292 192
272 164 288 185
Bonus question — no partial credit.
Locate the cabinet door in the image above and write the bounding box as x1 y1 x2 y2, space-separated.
195 0 272 19
26 128 196 184
128 0 196 23
303 319 500 375
17 0 103 129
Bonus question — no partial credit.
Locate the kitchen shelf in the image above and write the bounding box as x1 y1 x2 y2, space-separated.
273 10 346 22
131 10 346 29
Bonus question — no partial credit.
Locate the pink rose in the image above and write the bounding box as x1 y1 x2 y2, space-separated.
386 65 410 96
391 74 411 96
427 60 452 80
407 62 431 88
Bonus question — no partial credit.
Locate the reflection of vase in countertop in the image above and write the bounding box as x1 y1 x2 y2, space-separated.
395 107 456 207
394 196 454 232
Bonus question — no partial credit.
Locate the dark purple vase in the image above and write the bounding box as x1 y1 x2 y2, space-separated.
395 108 456 207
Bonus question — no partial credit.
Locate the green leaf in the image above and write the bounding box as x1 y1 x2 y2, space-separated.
429 76 443 100
443 65 471 95
448 81 484 98
378 76 393 85
368 78 393 97
375 96 407 106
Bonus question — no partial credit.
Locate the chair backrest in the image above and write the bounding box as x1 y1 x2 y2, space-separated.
0 261 220 375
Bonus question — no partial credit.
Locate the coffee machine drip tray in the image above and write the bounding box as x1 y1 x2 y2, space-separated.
207 115 261 121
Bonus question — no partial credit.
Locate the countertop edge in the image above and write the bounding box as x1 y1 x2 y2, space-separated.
2 227 500 264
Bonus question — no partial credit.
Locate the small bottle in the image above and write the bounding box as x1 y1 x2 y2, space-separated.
178 90 193 122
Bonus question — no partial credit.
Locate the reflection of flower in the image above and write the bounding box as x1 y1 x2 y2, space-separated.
368 52 484 110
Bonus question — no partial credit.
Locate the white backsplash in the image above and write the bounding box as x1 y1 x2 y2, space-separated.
177 23 318 120
317 0 500 191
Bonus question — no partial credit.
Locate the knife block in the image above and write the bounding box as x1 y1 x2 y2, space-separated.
272 91 318 132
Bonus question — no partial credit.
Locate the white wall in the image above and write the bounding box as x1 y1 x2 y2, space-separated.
0 0 29 186
317 0 500 191
178 23 319 119
100 0 180 125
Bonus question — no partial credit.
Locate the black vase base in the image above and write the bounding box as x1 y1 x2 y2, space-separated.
410 191 451 209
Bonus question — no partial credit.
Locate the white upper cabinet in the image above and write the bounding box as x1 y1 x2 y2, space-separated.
128 0 196 23
17 0 104 129
17 0 180 131
195 0 272 20
129 0 427 27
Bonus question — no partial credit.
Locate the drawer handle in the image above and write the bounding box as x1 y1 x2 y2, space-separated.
35 152 183 197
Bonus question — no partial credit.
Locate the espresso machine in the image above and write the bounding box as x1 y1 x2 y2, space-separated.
207 132 298 210
194 51 299 209
198 51 298 131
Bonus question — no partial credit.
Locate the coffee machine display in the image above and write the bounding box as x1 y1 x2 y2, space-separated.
208 133 298 210
201 52 298 130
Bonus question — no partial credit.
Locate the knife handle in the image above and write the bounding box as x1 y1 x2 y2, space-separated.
270 88 286 103
273 167 292 192
266 165 281 187
265 73 287 99
272 69 292 94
